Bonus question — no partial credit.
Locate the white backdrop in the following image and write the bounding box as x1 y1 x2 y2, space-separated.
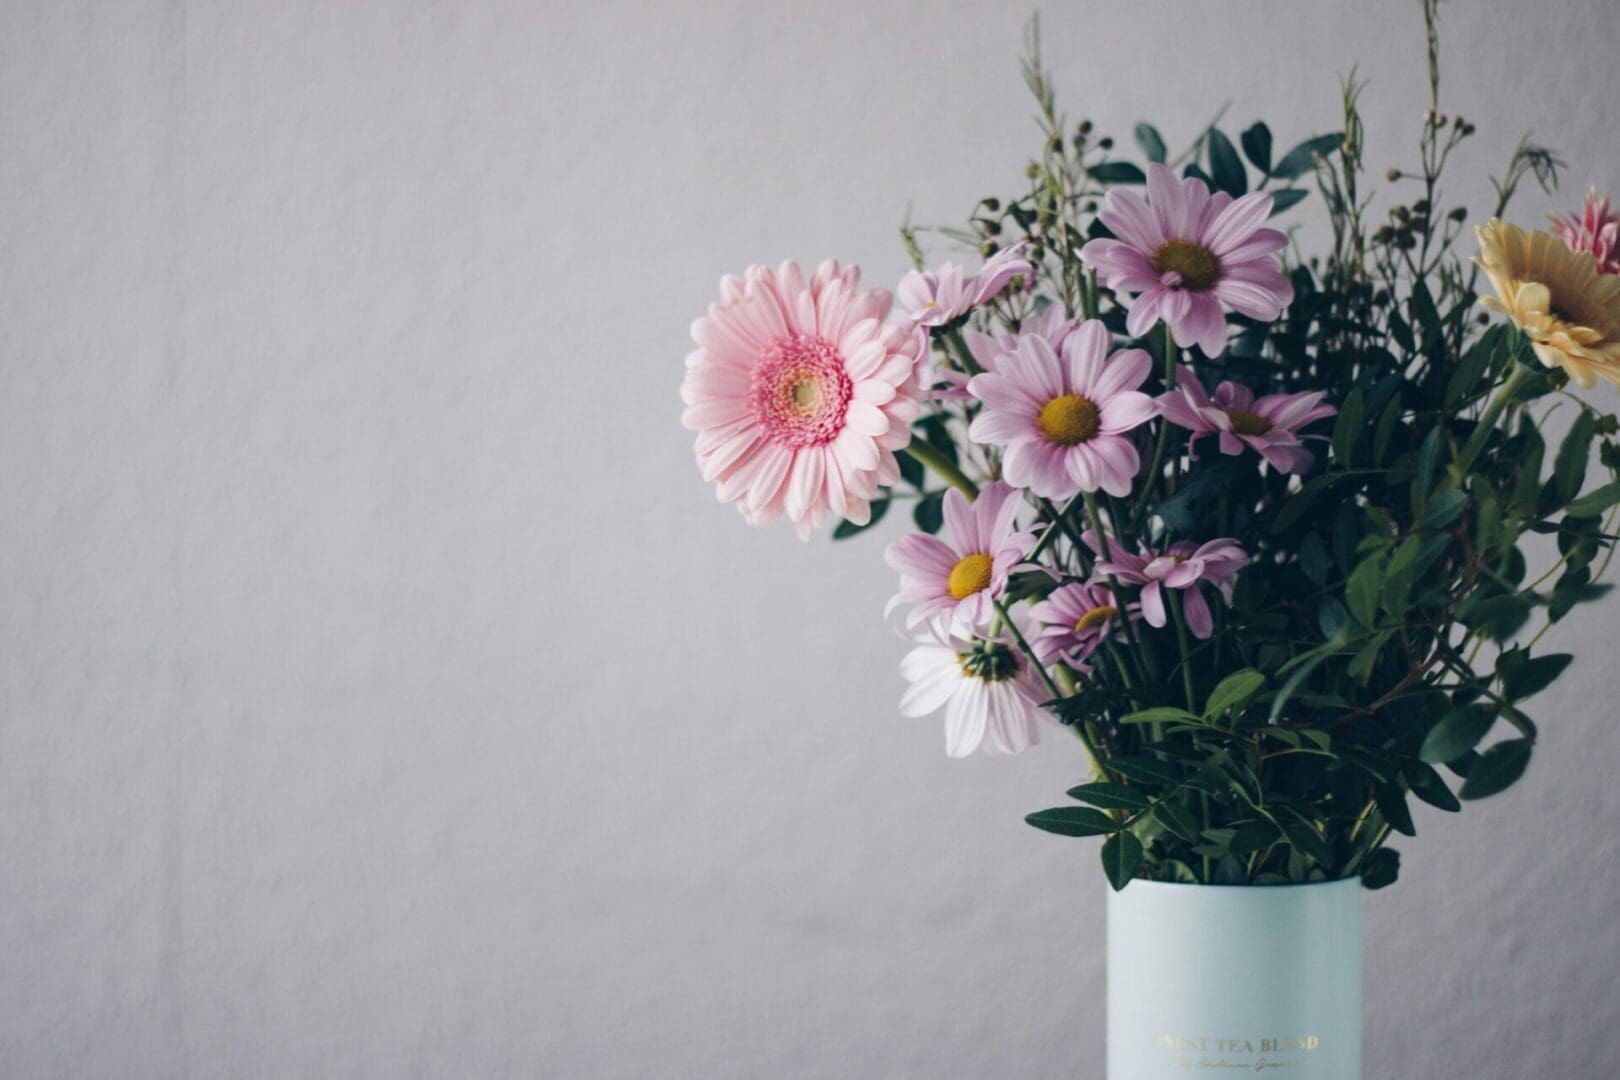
3 2 1618 1077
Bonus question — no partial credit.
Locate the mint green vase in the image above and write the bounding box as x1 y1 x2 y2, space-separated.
1107 878 1362 1079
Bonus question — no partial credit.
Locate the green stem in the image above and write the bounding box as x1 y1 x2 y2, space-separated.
901 440 978 500
1167 590 1199 713
1054 665 1105 780
1455 362 1528 476
941 328 982 376
993 595 1064 702
1032 494 1089 567
1083 493 1152 681
1128 323 1182 533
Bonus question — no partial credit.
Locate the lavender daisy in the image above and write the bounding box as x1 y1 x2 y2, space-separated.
1158 376 1337 475
1094 537 1248 639
1081 164 1295 356
967 320 1157 500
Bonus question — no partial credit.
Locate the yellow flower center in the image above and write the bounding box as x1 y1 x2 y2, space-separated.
790 380 821 413
1226 408 1272 436
1074 604 1118 633
1151 240 1222 291
957 640 1019 682
947 553 994 600
1037 394 1102 446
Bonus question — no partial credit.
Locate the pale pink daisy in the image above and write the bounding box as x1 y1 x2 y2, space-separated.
897 244 1034 328
897 262 973 329
969 243 1035 306
1080 164 1295 356
1158 376 1337 475
898 630 1051 757
1028 581 1137 669
1550 188 1620 275
681 260 925 539
885 481 1036 633
966 320 1157 500
927 304 1080 401
1094 537 1248 639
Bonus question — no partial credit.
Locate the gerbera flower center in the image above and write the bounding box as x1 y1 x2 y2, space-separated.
1151 240 1222 291
957 640 1020 682
1074 604 1118 633
947 552 994 600
1226 408 1273 436
750 334 854 448
1037 393 1102 446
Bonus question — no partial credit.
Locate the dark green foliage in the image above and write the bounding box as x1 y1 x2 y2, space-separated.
872 11 1609 892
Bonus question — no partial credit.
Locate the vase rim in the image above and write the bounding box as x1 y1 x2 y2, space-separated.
1117 876 1363 893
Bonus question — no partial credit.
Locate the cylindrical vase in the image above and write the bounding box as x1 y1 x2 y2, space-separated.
1107 878 1362 1079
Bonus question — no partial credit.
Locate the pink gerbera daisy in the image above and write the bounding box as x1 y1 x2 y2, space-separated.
966 320 1157 500
898 630 1051 757
885 481 1035 633
1080 164 1295 356
1093 536 1248 639
681 260 925 539
1028 581 1137 669
1550 188 1620 275
1158 376 1337 475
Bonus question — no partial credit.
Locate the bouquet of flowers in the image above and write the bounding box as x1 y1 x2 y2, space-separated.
678 9 1620 892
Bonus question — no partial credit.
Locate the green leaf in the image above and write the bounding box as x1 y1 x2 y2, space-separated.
1418 489 1467 531
1445 325 1499 408
1385 535 1423 578
1203 669 1266 720
1280 814 1334 865
1089 161 1147 184
1501 653 1572 702
1121 706 1201 726
1374 784 1416 837
1272 133 1341 179
1101 830 1144 891
1240 122 1272 172
1269 637 1345 722
1458 739 1534 800
1153 801 1203 844
912 490 944 534
1067 782 1151 811
832 497 890 539
1331 386 1364 467
1458 591 1533 642
1360 847 1400 890
1105 755 1183 786
1229 819 1282 855
1267 188 1309 215
1553 410 1597 506
1212 855 1248 885
1206 129 1247 196
1419 706 1496 763
1565 480 1620 517
896 448 925 489
1404 762 1461 813
1410 278 1441 347
1345 554 1385 627
1348 629 1391 684
1025 806 1119 837
1411 426 1443 514
1134 123 1167 164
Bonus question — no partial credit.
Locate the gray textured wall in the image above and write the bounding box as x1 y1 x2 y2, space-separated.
3 2 1617 1077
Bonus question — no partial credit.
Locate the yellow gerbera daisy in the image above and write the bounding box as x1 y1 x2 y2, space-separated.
1474 218 1620 388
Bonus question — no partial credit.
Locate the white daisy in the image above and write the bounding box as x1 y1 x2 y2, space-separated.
898 631 1051 758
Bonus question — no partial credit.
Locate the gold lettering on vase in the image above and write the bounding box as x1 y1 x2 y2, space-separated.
1151 1034 1321 1071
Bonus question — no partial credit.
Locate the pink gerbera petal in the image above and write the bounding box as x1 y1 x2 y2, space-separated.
682 261 925 538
